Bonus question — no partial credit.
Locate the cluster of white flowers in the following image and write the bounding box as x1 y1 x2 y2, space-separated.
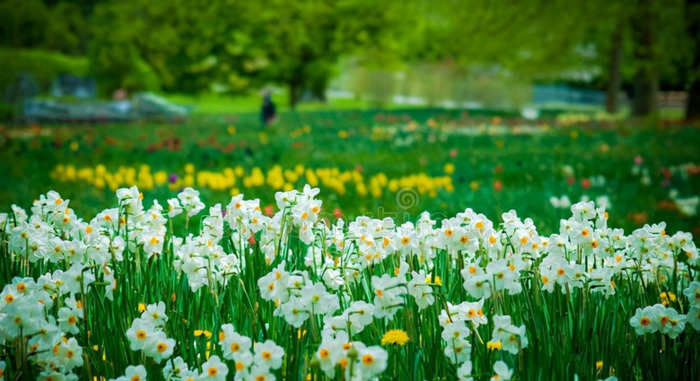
2 184 699 380
173 202 240 292
257 262 340 328
629 304 686 338
126 302 175 363
0 276 84 381
168 187 206 218
218 324 284 381
161 355 229 381
489 315 528 354
629 282 700 338
313 330 388 380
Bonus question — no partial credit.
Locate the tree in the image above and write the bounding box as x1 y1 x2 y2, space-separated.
686 0 700 119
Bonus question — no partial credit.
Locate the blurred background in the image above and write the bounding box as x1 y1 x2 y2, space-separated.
0 0 699 237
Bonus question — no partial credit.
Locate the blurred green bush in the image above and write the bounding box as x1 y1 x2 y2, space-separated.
0 48 89 95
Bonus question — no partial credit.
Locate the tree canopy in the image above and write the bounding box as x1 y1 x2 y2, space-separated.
0 0 697 115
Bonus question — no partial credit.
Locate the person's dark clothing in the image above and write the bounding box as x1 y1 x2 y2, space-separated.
261 94 276 126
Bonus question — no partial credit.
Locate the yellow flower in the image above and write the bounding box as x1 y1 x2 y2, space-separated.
660 292 676 306
338 130 349 139
425 275 442 286
381 329 409 346
194 330 212 338
596 360 604 371
138 303 146 313
444 163 455 175
227 125 236 134
487 341 502 351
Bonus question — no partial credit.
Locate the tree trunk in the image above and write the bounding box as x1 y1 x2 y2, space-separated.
631 0 658 116
686 0 700 119
688 81 700 120
632 69 659 116
605 24 623 113
289 81 299 109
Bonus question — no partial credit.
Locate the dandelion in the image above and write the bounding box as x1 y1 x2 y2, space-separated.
381 329 409 346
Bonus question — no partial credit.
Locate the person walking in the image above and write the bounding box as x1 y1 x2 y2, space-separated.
261 89 276 127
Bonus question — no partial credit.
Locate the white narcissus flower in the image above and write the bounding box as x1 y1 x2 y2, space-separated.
247 365 275 381
178 187 205 218
300 282 339 316
441 322 470 343
315 331 349 378
141 301 168 326
407 270 435 310
630 306 656 335
345 301 375 334
357 345 388 376
253 340 285 370
118 365 147 381
490 315 528 355
491 360 513 381
219 326 252 361
654 306 686 339
167 198 183 218
457 360 474 381
686 306 700 331
162 356 189 380
143 331 175 363
57 307 80 335
116 186 143 215
57 337 83 371
232 351 253 380
199 355 228 381
280 296 310 328
683 281 700 307
126 318 156 351
444 338 471 364
38 371 78 381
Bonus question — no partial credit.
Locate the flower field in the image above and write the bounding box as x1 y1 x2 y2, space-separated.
1 111 699 235
1 185 699 380
1 111 699 380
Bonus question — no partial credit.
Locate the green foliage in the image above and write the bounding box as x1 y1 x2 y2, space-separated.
0 0 89 55
0 48 89 94
0 0 697 115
